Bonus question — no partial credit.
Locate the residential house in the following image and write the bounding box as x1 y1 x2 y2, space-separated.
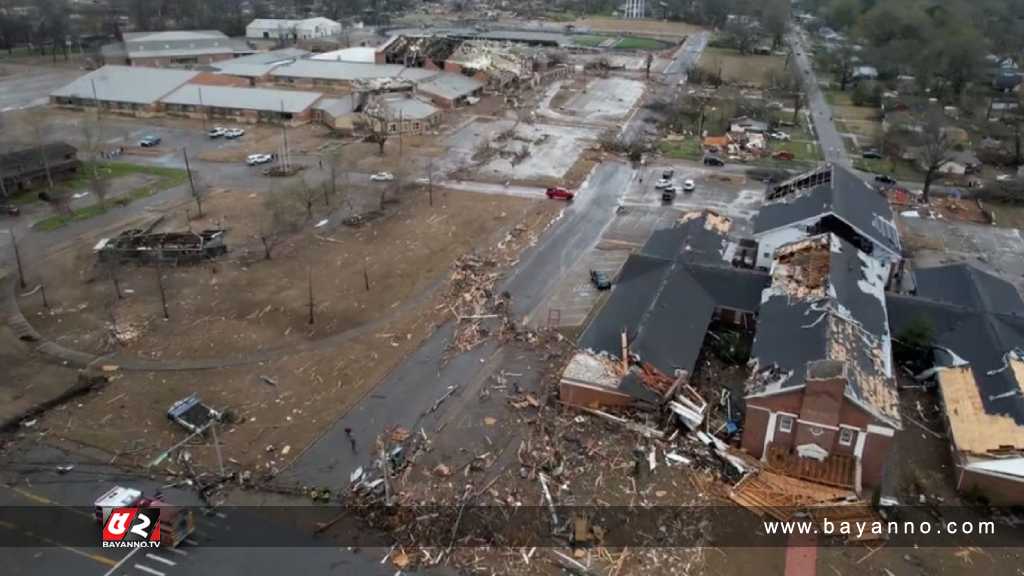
0 143 80 196
742 234 901 493
101 30 252 68
752 164 902 271
729 117 769 134
246 17 342 41
935 150 982 175
888 263 1024 505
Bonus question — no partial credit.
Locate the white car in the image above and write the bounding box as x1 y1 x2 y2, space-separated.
225 128 246 139
414 177 430 185
769 131 791 141
655 178 673 189
682 179 696 192
370 172 395 182
208 126 227 138
246 153 272 166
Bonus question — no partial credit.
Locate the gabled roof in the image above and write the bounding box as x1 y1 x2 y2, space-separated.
754 163 901 257
888 263 1024 435
580 212 769 376
748 234 900 426
212 49 308 77
51 66 199 104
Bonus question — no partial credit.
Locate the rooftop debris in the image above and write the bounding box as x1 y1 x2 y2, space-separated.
444 253 511 352
95 228 227 265
771 236 831 300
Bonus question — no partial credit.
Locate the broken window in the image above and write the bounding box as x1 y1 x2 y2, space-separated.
778 415 794 433
839 427 855 446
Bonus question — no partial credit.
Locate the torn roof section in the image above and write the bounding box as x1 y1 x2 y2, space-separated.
888 263 1024 436
754 163 901 259
579 212 769 377
749 233 900 427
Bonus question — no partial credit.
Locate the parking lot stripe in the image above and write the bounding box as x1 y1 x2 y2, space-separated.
184 538 199 546
146 553 175 566
134 563 166 576
102 548 140 576
166 547 188 556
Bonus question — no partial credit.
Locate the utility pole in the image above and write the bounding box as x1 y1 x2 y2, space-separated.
10 229 25 289
183 148 201 217
39 284 48 308
363 265 370 292
210 420 225 476
307 267 315 325
427 157 434 207
280 100 291 173
155 251 169 320
198 86 208 131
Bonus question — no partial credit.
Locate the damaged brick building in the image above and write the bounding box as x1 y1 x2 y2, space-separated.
567 164 908 497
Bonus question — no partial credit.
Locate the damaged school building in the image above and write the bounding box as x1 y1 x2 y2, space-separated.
564 163 1024 505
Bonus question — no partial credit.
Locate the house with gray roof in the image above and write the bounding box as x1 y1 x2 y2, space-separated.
50 66 200 114
753 163 901 270
102 30 252 68
888 263 1024 505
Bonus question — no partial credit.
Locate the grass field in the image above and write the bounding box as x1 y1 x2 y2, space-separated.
853 157 922 181
615 36 667 50
34 162 187 231
697 47 788 87
658 138 703 160
572 34 609 47
572 16 702 36
773 138 823 162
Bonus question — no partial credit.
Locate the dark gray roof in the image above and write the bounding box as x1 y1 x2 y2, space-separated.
914 264 1024 314
580 214 768 376
640 215 729 263
754 164 900 257
888 263 1024 425
749 234 899 425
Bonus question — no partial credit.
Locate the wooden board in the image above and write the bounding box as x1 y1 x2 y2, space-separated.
939 365 1024 455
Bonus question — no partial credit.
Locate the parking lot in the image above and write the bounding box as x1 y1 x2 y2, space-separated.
899 216 1024 290
624 163 764 234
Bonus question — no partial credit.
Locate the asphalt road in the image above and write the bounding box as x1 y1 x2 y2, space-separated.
789 30 848 166
0 445 402 576
287 161 632 487
289 33 706 489
619 31 708 146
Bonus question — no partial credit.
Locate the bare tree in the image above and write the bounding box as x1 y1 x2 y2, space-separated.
258 184 304 260
363 107 390 156
917 111 955 204
724 18 759 55
79 117 109 208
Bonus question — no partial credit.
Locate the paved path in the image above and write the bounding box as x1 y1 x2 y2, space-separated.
789 30 847 166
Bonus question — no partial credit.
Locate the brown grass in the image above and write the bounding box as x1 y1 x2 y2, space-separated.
697 48 788 87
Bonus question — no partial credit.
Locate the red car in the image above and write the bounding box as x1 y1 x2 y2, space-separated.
546 186 574 201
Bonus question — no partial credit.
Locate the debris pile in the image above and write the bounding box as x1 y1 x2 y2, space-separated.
444 253 511 352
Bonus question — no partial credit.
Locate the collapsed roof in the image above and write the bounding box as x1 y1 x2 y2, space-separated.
755 163 901 259
888 263 1024 455
579 212 769 377
748 233 900 428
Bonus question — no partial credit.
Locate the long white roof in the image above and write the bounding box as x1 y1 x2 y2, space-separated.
50 66 199 104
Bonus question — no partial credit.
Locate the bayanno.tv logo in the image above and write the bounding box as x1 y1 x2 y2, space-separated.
101 507 161 548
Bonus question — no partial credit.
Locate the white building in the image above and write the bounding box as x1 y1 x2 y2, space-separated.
246 17 342 41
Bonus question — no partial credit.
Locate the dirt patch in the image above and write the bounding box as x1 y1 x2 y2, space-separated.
19 186 561 472
697 48 788 88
